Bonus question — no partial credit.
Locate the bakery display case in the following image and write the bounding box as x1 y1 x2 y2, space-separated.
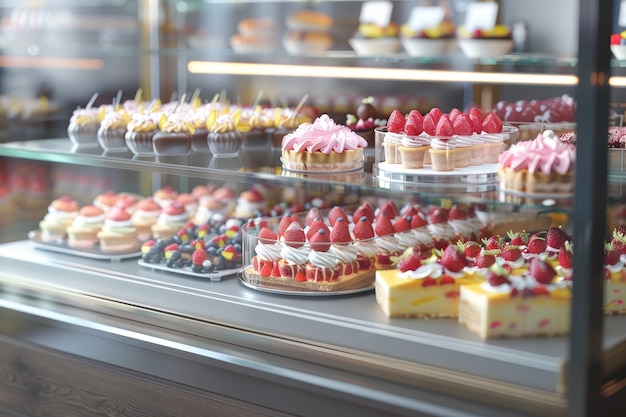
0 1 625 417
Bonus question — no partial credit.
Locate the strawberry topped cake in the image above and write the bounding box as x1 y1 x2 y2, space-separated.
243 210 377 291
380 107 515 171
281 114 368 172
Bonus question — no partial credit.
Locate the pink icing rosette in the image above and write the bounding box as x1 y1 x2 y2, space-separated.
498 131 575 175
282 114 368 154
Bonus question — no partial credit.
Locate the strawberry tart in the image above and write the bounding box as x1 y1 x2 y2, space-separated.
243 211 376 291
281 114 368 172
498 130 576 194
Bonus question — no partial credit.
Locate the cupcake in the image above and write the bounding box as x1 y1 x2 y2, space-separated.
93 190 118 213
175 193 199 219
97 109 129 152
271 107 310 148
39 195 79 242
151 201 189 240
153 186 178 208
66 205 106 248
240 105 273 147
153 113 193 156
125 112 158 156
132 197 162 241
97 206 139 252
398 135 430 169
68 107 100 148
189 105 211 152
207 109 243 157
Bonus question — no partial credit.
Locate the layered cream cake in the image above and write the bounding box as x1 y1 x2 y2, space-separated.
459 258 571 338
375 245 480 318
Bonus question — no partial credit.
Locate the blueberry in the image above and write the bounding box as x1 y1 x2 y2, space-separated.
206 246 218 256
170 250 181 261
191 264 203 273
174 258 186 268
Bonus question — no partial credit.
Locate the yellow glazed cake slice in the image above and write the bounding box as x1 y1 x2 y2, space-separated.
459 258 571 339
375 245 480 318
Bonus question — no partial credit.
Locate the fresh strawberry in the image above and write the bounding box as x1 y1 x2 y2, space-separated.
529 257 556 284
481 112 503 133
558 241 573 269
475 250 500 268
378 200 399 219
410 211 428 228
486 270 509 287
435 114 455 137
422 112 438 135
464 241 481 258
468 107 483 134
429 207 448 224
327 206 349 227
283 222 306 248
353 216 375 240
428 107 443 122
449 108 461 122
501 244 522 262
375 213 396 237
605 242 620 266
310 229 331 252
507 230 529 246
260 261 273 277
257 227 277 244
398 253 421 272
482 235 503 250
452 113 473 136
390 212 411 232
611 229 626 255
448 204 468 220
192 249 207 266
330 217 352 244
401 205 418 219
306 218 330 240
546 226 571 249
526 234 548 254
277 214 299 237
387 109 406 133
305 207 323 226
440 244 468 272
404 110 424 136
352 203 375 224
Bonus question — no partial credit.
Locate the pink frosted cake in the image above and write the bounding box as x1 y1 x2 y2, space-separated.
498 130 575 194
281 114 368 171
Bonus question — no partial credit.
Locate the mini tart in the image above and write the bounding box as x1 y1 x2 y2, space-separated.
66 205 105 248
497 167 574 194
281 148 364 172
151 201 188 240
97 207 139 252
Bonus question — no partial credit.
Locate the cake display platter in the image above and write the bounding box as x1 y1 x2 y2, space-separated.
373 162 499 191
238 268 376 296
138 260 239 281
28 230 142 261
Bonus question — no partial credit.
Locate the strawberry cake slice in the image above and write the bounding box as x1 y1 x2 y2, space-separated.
459 257 571 339
375 243 478 318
